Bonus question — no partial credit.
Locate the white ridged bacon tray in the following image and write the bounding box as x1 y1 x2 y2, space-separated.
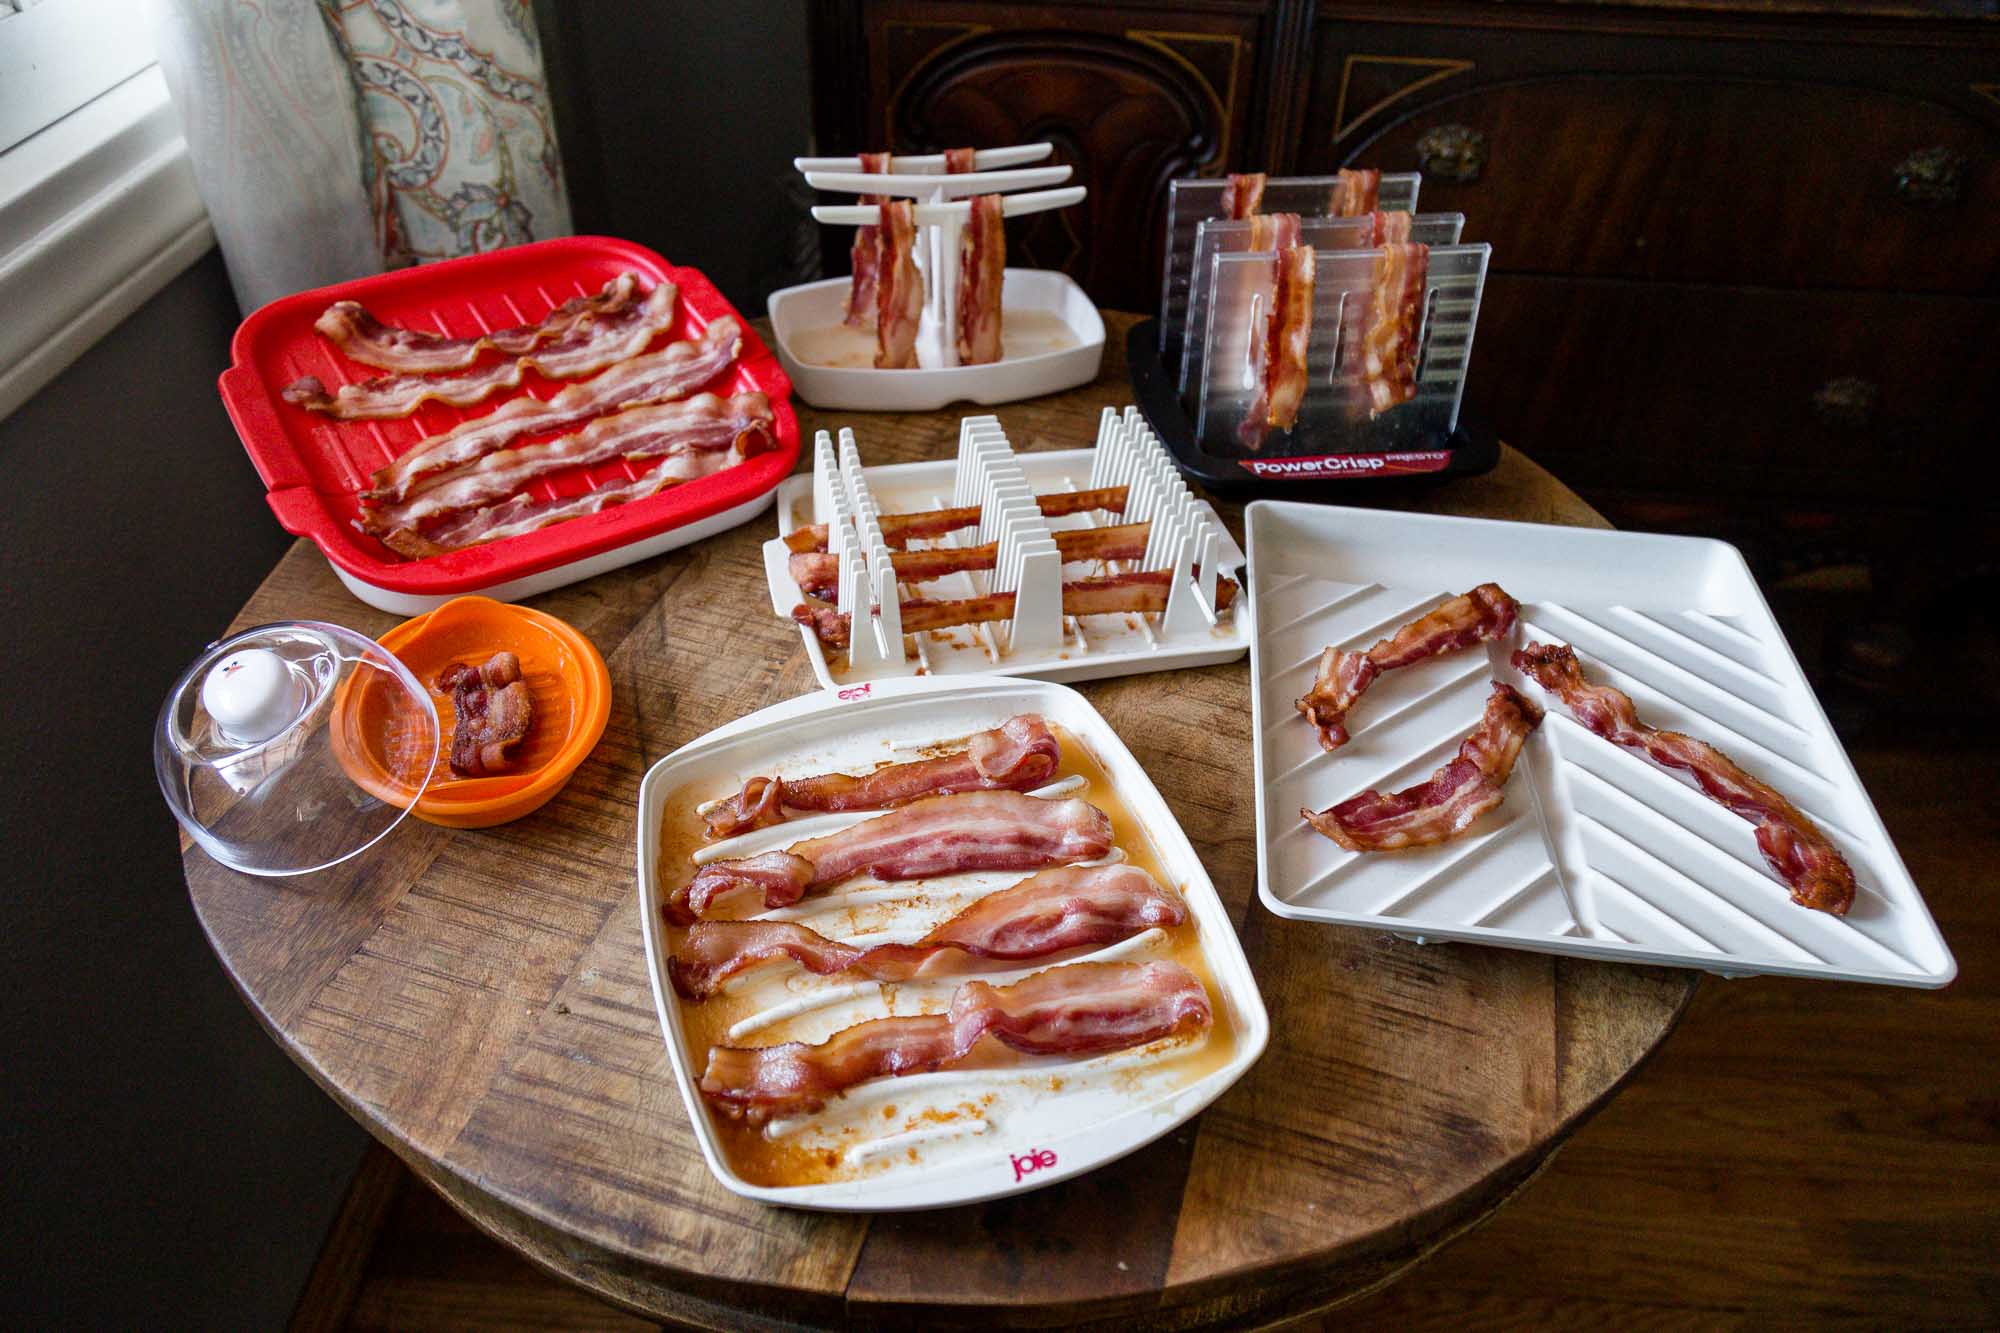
1247 501 1955 987
635 674 1269 1210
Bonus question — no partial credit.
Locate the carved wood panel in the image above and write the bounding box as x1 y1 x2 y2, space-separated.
818 1 1276 311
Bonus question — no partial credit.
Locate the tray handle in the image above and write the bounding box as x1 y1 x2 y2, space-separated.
218 363 309 491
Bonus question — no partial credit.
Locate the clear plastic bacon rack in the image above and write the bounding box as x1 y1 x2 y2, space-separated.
1128 171 1502 491
762 408 1250 687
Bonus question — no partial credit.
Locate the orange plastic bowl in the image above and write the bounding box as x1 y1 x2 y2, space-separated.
334 596 611 829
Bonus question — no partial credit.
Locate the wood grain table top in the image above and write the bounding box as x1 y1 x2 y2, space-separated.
183 312 1696 1329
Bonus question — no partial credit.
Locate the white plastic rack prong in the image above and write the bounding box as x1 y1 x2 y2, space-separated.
833 429 906 671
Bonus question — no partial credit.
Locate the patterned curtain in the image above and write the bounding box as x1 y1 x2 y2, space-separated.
157 0 572 312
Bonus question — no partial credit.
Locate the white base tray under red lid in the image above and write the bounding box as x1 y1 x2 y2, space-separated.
635 674 1269 1210
1247 501 1954 988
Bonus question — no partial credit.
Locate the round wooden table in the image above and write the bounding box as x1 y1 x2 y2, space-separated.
184 313 1696 1329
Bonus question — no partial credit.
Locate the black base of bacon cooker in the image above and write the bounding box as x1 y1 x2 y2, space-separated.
1125 318 1500 499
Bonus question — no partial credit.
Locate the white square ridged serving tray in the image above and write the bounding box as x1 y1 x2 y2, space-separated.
1247 501 1954 988
635 674 1270 1210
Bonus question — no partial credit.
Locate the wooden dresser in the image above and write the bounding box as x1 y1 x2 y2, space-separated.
810 0 1999 598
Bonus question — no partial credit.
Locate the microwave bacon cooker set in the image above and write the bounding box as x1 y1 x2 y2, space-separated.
160 152 1953 1213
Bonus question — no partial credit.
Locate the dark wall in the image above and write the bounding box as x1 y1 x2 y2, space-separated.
0 250 366 1327
544 1 819 312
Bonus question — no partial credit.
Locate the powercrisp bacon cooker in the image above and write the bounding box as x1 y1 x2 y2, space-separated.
219 236 800 615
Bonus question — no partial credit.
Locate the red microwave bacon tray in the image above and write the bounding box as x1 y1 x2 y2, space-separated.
217 236 798 598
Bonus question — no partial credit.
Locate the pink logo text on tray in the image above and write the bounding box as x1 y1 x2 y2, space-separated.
1010 1147 1058 1182
836 683 873 702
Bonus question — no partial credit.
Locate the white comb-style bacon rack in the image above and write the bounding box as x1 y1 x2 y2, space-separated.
957 193 1005 365
698 960 1212 1121
874 199 923 369
782 486 1128 554
669 863 1184 999
360 390 772 540
313 271 646 373
791 569 1241 650
667 790 1115 924
1302 681 1543 852
702 713 1062 839
283 281 681 420
1297 583 1519 751
1512 642 1858 915
786 522 1151 600
1362 241 1429 416
359 317 744 505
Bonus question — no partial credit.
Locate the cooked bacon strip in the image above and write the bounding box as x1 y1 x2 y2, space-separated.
844 151 892 328
703 714 1061 839
284 282 680 420
670 864 1183 999
1240 213 1312 450
1330 168 1381 216
874 199 923 369
361 317 743 504
943 146 978 173
1362 242 1428 416
787 522 1152 599
699 960 1211 1120
362 392 773 540
438 652 533 776
792 570 1239 650
668 791 1114 924
1512 643 1857 914
1304 682 1542 852
1367 210 1413 245
957 193 1005 365
314 272 646 373
1221 172 1266 220
1298 583 1518 751
375 423 772 559
782 487 1129 554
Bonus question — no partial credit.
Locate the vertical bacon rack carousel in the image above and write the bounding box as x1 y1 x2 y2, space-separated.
1129 171 1501 492
763 408 1249 687
765 144 1105 411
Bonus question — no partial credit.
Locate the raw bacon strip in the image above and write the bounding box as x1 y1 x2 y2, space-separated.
1303 682 1543 851
844 151 892 328
1221 172 1266 220
787 522 1152 599
1513 643 1857 914
376 427 771 560
874 199 924 369
1240 214 1312 450
943 146 978 173
670 864 1183 999
668 790 1114 924
792 570 1240 650
957 193 1005 365
313 272 646 373
362 392 773 540
703 714 1061 839
782 487 1129 553
699 960 1211 1120
1367 210 1413 245
285 282 681 419
1362 242 1429 416
1330 168 1381 216
361 317 743 504
1298 583 1518 751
